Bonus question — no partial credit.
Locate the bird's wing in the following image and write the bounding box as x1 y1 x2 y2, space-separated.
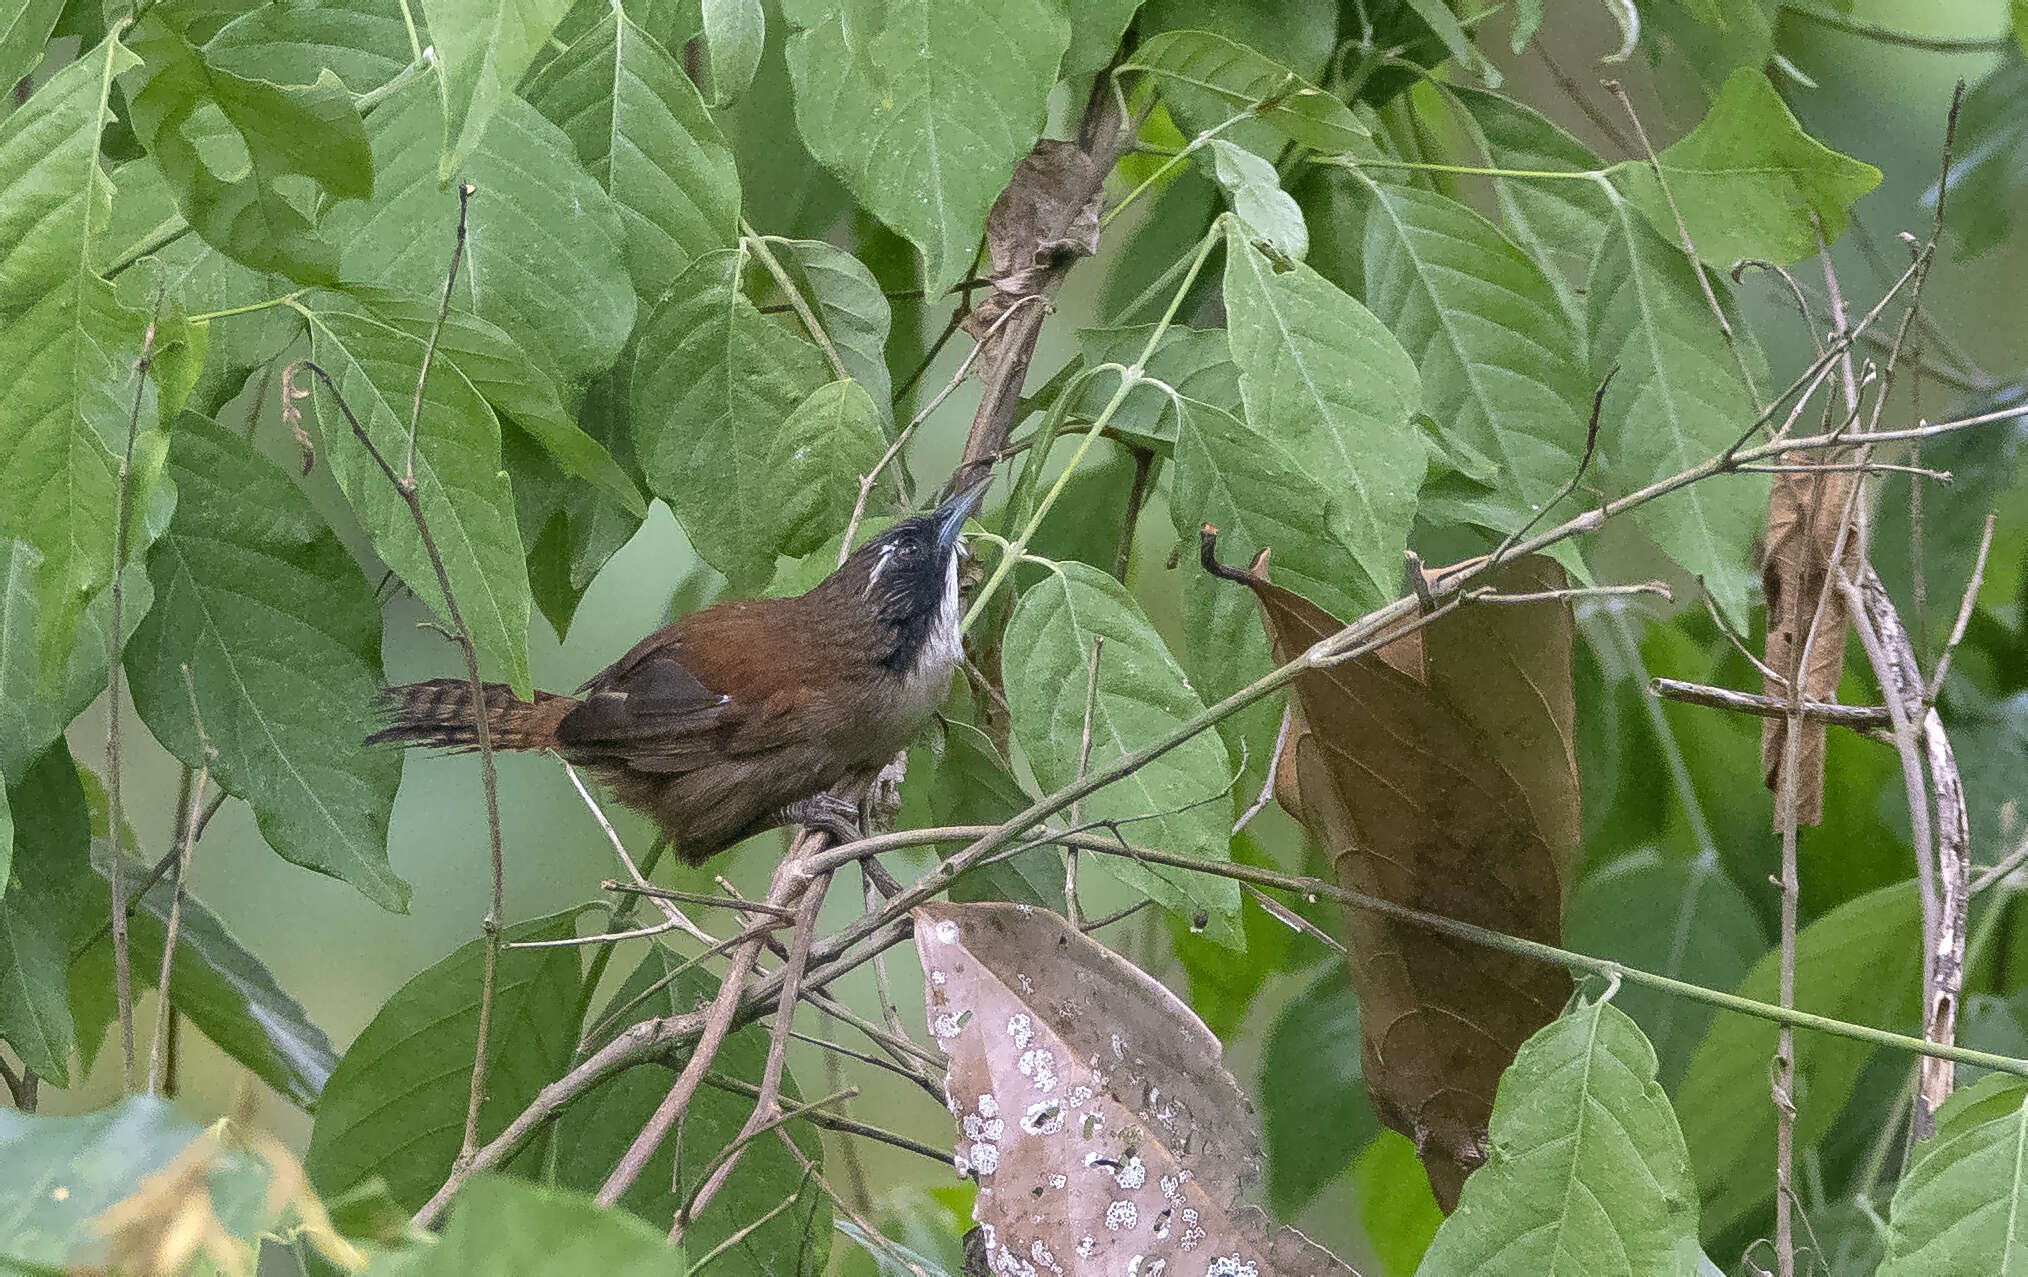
555 610 816 771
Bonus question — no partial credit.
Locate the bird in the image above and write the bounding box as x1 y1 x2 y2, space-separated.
366 479 986 864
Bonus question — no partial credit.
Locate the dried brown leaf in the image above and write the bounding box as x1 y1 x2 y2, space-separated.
1759 454 1859 826
916 901 1356 1277
1241 551 1578 1210
961 139 1102 347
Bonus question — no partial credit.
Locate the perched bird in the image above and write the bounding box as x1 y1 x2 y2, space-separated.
367 481 985 863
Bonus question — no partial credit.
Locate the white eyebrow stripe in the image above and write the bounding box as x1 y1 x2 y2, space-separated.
867 543 896 593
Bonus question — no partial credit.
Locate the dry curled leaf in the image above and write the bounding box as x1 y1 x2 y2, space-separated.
961 139 1102 347
916 901 1355 1277
1226 544 1578 1210
1759 454 1859 826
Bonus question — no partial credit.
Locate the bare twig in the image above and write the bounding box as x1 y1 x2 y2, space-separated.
1924 511 1995 701
1651 678 1892 729
675 865 835 1236
148 668 213 1096
286 358 506 1172
105 281 169 1092
405 183 472 487
700 1073 948 1164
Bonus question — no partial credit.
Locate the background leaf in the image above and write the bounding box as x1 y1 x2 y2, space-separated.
1221 225 1423 608
700 0 764 106
528 6 742 301
1003 563 1241 943
300 296 534 695
123 10 373 282
1586 204 1768 625
306 911 582 1209
1260 964 1376 1217
422 0 574 180
1419 999 1702 1275
782 0 1070 295
629 248 832 586
379 1174 680 1276
125 413 407 911
1880 1074 2028 1274
1675 881 1922 1240
324 78 635 384
552 946 830 1273
1609 68 1881 268
1332 177 1591 548
1123 29 1367 155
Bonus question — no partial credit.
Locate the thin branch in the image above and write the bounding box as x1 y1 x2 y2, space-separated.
148 667 212 1096
1651 678 1892 729
105 281 168 1092
286 359 507 1173
743 228 850 383
700 1073 948 1164
1924 511 1995 701
675 866 835 1235
405 183 472 487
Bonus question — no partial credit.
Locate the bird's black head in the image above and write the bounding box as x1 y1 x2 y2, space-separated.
825 480 985 674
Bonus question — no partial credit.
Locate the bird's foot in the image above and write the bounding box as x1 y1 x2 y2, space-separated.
782 792 866 845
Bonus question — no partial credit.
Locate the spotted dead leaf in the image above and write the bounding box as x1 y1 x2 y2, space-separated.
916 901 1355 1277
1758 454 1858 826
1217 540 1578 1210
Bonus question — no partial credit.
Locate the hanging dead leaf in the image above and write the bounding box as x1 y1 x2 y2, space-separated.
1211 535 1578 1210
961 138 1103 349
1759 454 1859 826
916 901 1356 1277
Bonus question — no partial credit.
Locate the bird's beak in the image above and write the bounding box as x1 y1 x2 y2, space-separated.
934 477 988 554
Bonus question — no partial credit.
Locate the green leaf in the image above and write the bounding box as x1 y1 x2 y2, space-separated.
0 0 62 90
1676 881 1921 1239
0 542 151 780
767 379 889 558
1170 395 1366 623
323 78 635 383
560 360 649 603
377 1175 680 1276
1207 137 1307 261
1002 562 1240 943
1633 0 1775 100
204 0 421 96
1064 0 1141 74
528 6 741 300
0 33 130 318
72 843 341 1107
0 747 91 1086
1880 1074 2028 1274
1352 1132 1442 1276
343 285 645 516
1608 68 1880 268
630 248 831 586
1420 998 1701 1274
1221 223 1423 608
1336 177 1592 546
552 947 829 1272
423 0 574 181
1261 964 1376 1216
782 0 1071 295
1919 46 2028 260
1069 322 1239 452
306 910 582 1209
297 294 534 696
1447 86 1610 331
1122 29 1368 154
0 1095 270 1270
1586 203 1767 626
123 10 374 282
700 0 763 105
0 36 167 684
768 236 895 418
124 413 408 911
1564 849 1764 1090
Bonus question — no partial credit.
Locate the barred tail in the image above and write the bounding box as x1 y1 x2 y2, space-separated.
365 678 578 752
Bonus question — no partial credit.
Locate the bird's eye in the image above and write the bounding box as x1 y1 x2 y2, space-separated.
897 540 923 562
